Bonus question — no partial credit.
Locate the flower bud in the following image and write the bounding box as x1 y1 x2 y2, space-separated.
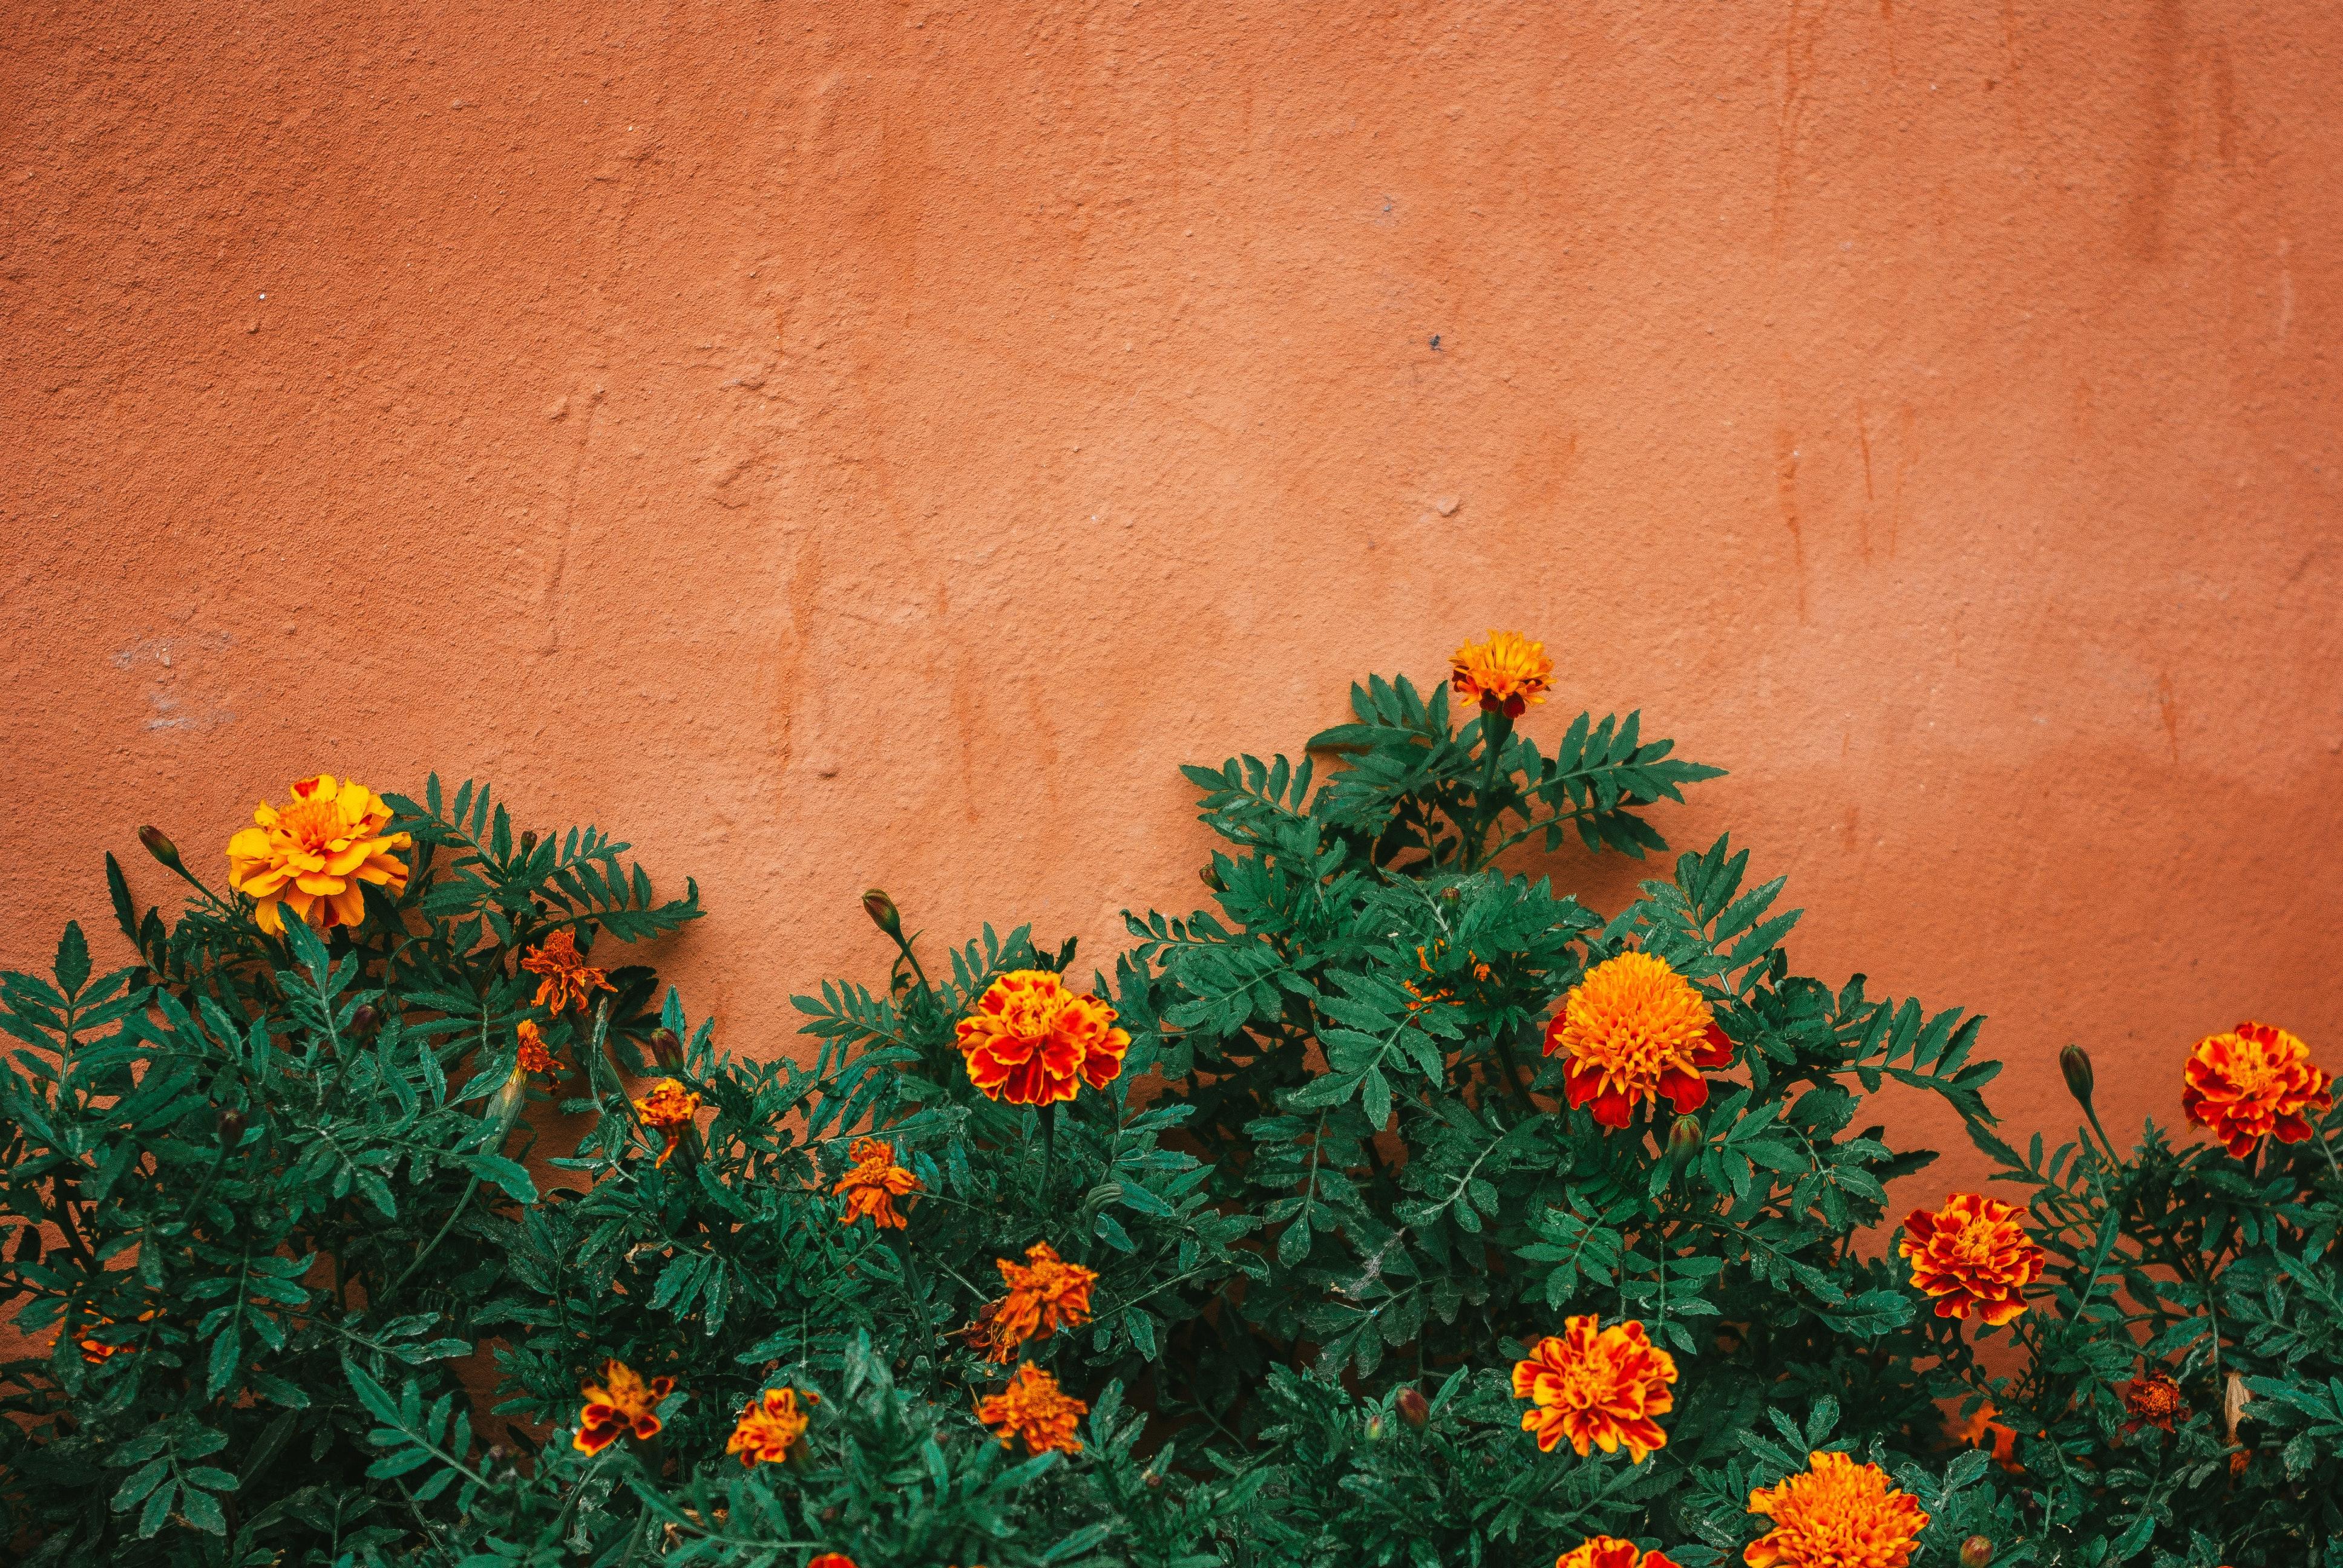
2060 1044 2095 1107
350 1004 380 1039
519 830 538 857
1959 1537 1993 1568
217 1107 247 1144
137 826 182 871
484 1062 528 1138
1363 1413 1387 1442
1397 1387 1429 1429
1199 865 1225 893
862 888 903 939
1666 1114 1703 1165
650 1028 681 1067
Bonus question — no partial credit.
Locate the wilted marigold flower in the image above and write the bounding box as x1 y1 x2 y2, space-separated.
1450 630 1555 717
516 1020 556 1075
1511 1315 1678 1462
574 1358 675 1454
834 1137 920 1229
2181 1022 2332 1158
954 970 1129 1106
2122 1372 2184 1433
1544 952 1734 1129
1898 1193 2045 1326
226 774 411 935
1744 1451 1930 1568
633 1078 701 1167
976 1363 1087 1455
1556 1538 1683 1568
973 1241 1099 1363
726 1387 815 1466
522 929 614 1016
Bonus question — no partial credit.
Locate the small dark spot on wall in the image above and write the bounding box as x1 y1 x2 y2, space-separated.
1428 335 1441 351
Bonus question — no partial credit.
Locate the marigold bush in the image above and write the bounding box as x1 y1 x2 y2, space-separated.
4 645 2340 1567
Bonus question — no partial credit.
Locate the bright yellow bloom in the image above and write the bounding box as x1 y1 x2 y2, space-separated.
1744 1451 1930 1568
226 774 411 935
975 1364 1087 1455
1556 1538 1683 1568
521 930 614 1016
971 1241 1098 1364
516 1020 556 1075
1544 953 1734 1129
2182 1022 2332 1158
1511 1316 1677 1462
1899 1193 2045 1326
573 1359 674 1454
834 1137 920 1229
955 970 1129 1106
725 1387 815 1466
1450 630 1554 717
633 1079 701 1166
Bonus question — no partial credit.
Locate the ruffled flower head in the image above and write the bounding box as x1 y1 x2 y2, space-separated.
1899 1193 2045 1326
954 970 1129 1106
2182 1022 2332 1158
522 930 614 1016
633 1079 701 1167
834 1137 920 1228
1545 952 1734 1129
1744 1451 1930 1568
574 1359 674 1455
516 1020 556 1075
971 1241 1098 1363
2122 1372 2184 1433
226 774 411 935
1511 1316 1677 1462
726 1386 816 1467
1450 630 1555 717
1556 1540 1682 1568
976 1363 1087 1455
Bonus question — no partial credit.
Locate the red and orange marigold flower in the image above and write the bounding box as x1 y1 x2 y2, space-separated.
226 774 411 935
522 930 614 1016
807 1557 858 1568
1450 630 1555 717
1511 1316 1678 1462
834 1137 920 1229
726 1386 815 1466
573 1358 674 1455
2181 1022 2332 1158
972 1241 1099 1363
1544 952 1734 1129
2122 1372 2184 1433
1744 1451 1930 1568
1898 1192 2045 1326
1556 1538 1683 1568
976 1363 1087 1455
516 1020 556 1075
954 970 1129 1106
633 1079 701 1167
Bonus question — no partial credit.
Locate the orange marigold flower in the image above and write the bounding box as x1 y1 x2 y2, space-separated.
1510 1316 1678 1462
834 1137 921 1229
1450 630 1555 717
516 1020 557 1075
574 1358 675 1455
975 1363 1087 1455
1745 1451 1930 1568
1953 1403 2022 1472
2122 1372 2184 1433
2181 1022 2332 1158
954 970 1129 1106
1544 952 1734 1129
808 1557 859 1568
972 1241 1099 1363
226 774 411 935
726 1386 816 1466
633 1078 701 1167
522 929 614 1016
1556 1538 1683 1568
1898 1193 2045 1326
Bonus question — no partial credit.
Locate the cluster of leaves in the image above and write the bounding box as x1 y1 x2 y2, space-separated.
3 668 2339 1568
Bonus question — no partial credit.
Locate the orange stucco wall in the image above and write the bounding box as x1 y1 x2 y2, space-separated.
5 3 2341 1202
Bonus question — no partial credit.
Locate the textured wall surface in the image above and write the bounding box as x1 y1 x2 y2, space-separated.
5 2 2341 1204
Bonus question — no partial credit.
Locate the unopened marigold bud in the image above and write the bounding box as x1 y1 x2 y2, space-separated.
1397 1387 1429 1429
1667 1114 1703 1163
217 1107 246 1143
1363 1413 1386 1442
1199 865 1225 893
137 826 182 870
862 888 903 939
519 830 537 857
2060 1044 2095 1107
350 1004 380 1038
650 1027 681 1066
1959 1536 1993 1568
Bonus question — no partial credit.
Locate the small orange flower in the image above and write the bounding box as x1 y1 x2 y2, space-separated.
1510 1316 1678 1462
516 1020 556 1075
574 1358 675 1454
1899 1193 2045 1326
954 970 1129 1106
1450 630 1555 717
2182 1022 2332 1158
2122 1372 2184 1433
808 1557 858 1568
1953 1403 2022 1472
226 774 411 935
972 1241 1099 1363
53 1308 157 1365
1544 952 1734 1129
976 1363 1087 1455
633 1078 701 1167
1556 1538 1683 1568
1745 1451 1930 1568
522 930 614 1016
726 1387 816 1467
834 1137 921 1229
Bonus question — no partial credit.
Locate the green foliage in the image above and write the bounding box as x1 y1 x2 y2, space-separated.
4 670 2339 1568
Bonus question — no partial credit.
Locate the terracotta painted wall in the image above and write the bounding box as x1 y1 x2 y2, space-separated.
5 2 2341 1206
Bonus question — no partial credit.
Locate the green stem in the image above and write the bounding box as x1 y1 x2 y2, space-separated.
387 1175 481 1302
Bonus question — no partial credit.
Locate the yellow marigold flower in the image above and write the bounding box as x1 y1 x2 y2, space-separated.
521 929 614 1016
2182 1022 2332 1158
516 1020 556 1075
1898 1193 2045 1326
726 1386 816 1467
1556 1538 1683 1568
1510 1316 1678 1462
633 1078 701 1167
1544 952 1735 1129
1744 1451 1930 1568
1450 630 1555 717
954 970 1129 1106
2122 1371 2184 1433
834 1137 920 1229
971 1241 1099 1364
975 1363 1087 1455
226 774 411 935
573 1358 674 1455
